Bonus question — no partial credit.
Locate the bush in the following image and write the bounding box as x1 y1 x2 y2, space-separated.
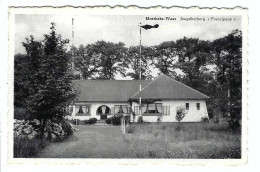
61 119 74 136
89 118 97 124
201 117 210 123
105 117 112 124
105 115 122 126
137 116 143 124
14 137 48 158
111 115 121 126
176 106 187 122
228 119 240 131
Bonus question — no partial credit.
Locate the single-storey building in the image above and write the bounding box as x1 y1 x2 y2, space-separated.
70 74 209 122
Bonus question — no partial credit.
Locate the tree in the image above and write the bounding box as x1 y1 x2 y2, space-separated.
125 46 153 80
22 22 77 126
90 41 127 79
73 44 100 79
212 30 242 128
174 37 213 90
152 41 178 77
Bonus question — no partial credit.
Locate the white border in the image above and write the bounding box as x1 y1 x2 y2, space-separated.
6 6 248 166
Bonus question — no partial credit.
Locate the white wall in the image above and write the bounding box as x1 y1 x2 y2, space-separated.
70 100 209 122
132 100 209 122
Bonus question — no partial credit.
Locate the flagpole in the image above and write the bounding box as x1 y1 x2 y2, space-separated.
139 23 142 118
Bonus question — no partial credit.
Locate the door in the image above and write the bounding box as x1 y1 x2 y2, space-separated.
100 114 107 120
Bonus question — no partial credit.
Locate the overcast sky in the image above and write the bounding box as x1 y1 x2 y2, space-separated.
15 14 241 54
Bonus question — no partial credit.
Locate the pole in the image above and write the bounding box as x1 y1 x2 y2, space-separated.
139 23 142 118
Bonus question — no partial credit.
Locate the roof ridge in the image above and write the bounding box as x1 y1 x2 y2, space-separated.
130 75 161 98
163 75 209 98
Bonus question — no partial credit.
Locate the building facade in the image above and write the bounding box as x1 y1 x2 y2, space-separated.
70 75 209 122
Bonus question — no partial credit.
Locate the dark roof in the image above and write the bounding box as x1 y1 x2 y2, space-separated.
73 75 209 102
131 75 209 100
73 80 151 102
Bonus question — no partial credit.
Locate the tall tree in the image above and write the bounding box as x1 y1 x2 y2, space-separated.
73 44 100 79
22 22 77 122
152 41 178 77
213 29 242 125
89 41 127 79
174 37 212 90
125 46 153 80
14 54 30 108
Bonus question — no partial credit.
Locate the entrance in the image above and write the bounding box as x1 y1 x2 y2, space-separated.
97 105 111 120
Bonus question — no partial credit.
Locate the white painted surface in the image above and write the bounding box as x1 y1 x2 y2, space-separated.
71 100 208 122
132 100 209 122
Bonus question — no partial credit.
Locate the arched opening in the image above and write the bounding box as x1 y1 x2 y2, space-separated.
96 105 111 120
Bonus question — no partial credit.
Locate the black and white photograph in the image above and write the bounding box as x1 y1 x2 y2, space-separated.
8 7 247 163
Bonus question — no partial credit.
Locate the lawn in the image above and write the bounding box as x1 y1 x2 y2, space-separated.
38 122 241 159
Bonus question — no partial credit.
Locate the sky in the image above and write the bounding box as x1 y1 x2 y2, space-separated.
15 14 241 54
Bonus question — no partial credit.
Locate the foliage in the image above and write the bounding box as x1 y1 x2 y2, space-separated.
20 23 77 123
125 46 153 80
137 116 143 124
175 106 187 122
14 54 30 108
88 118 98 124
105 115 129 126
61 119 74 136
14 137 48 158
201 117 210 123
228 119 241 131
14 108 33 120
105 118 112 125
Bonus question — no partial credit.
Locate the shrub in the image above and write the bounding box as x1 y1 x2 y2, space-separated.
105 115 123 126
137 116 143 124
89 118 97 124
14 137 48 158
60 120 74 136
111 115 122 126
176 106 187 122
14 108 34 120
228 119 241 131
201 117 210 123
105 117 112 124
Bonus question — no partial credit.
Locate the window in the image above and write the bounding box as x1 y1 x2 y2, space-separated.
114 105 128 114
197 103 200 110
75 105 91 116
97 105 110 115
186 103 189 110
143 103 162 114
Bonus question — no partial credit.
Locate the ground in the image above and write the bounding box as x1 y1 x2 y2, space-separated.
38 122 241 159
38 126 133 158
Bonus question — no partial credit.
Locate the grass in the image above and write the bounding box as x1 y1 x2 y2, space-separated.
14 137 49 158
125 122 241 159
36 121 241 159
38 126 133 158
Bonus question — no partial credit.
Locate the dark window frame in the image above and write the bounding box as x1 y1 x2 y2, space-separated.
75 105 91 116
142 103 163 114
114 105 128 114
186 103 189 110
197 103 200 110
